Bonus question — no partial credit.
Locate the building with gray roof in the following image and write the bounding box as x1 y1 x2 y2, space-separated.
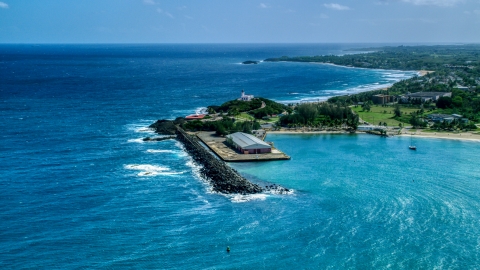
226 132 271 154
401 92 451 103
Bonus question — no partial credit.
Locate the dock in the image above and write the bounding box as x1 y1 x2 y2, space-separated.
196 131 290 162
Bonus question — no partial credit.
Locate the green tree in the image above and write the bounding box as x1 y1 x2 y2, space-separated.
362 102 371 112
452 96 463 107
436 96 452 109
394 104 402 117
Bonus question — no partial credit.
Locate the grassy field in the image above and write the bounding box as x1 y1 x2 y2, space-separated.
233 113 279 125
351 105 423 126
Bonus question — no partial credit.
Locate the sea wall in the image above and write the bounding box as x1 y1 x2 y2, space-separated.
175 127 264 194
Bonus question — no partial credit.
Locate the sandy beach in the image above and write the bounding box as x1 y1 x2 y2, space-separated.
398 130 480 142
267 129 347 135
267 129 480 142
418 70 434 76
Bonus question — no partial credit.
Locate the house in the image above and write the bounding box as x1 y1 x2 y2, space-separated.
455 85 470 91
372 94 394 104
428 114 465 123
226 132 271 154
185 114 206 120
401 92 451 103
238 90 254 101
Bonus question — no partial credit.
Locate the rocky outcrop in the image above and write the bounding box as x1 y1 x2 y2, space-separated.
149 117 186 135
242 60 259 65
175 127 263 194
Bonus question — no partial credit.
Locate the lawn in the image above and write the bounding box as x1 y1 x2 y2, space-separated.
234 113 279 124
351 105 423 126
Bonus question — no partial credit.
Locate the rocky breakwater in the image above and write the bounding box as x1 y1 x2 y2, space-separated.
175 127 263 194
149 118 290 195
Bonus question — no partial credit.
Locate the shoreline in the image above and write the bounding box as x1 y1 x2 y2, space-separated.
266 129 480 142
398 131 480 143
272 65 429 105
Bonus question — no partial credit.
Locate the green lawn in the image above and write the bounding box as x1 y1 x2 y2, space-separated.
351 105 423 126
234 113 279 124
235 113 255 121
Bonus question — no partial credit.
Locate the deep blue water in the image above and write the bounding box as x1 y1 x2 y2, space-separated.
1 44 479 269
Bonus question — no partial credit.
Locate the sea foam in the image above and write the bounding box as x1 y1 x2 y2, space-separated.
146 149 177 154
124 164 184 177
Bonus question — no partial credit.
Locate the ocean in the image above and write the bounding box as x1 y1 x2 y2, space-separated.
1 44 479 269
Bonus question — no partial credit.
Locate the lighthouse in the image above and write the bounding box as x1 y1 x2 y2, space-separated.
238 90 254 101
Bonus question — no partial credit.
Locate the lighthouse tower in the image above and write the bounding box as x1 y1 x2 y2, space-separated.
239 89 254 101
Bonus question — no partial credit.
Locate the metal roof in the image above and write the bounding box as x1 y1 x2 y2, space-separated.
407 92 450 97
227 132 271 149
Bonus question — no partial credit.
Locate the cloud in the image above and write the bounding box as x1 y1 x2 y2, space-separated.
259 3 268 8
319 13 329 19
0 1 8 9
380 0 464 7
157 8 174 18
143 0 156 5
323 3 350 10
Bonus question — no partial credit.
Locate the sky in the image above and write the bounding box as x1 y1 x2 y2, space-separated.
0 0 480 43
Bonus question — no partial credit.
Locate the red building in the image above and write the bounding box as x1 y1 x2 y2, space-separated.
185 114 206 120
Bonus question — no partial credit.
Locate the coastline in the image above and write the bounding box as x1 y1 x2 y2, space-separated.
398 131 480 142
273 63 428 104
266 129 480 143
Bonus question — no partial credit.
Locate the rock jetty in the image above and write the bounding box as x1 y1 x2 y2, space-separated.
175 127 263 194
150 118 290 195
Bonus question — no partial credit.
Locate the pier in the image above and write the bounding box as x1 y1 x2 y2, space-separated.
196 131 290 162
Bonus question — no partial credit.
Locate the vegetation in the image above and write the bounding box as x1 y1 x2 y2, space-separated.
182 97 289 135
351 104 420 126
279 103 359 130
208 97 290 119
265 44 480 71
182 117 261 136
265 45 480 127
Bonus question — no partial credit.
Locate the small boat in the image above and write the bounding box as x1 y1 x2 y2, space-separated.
409 135 416 150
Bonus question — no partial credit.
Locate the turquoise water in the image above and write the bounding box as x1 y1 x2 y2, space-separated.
231 134 480 268
1 44 479 268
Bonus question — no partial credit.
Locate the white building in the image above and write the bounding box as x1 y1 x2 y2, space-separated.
226 132 271 154
238 90 254 101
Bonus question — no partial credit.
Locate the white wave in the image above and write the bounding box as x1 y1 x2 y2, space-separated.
230 193 268 203
127 138 145 143
125 120 156 132
124 164 184 177
265 188 295 195
195 107 208 115
135 127 155 133
386 74 409 78
125 164 170 172
146 149 177 154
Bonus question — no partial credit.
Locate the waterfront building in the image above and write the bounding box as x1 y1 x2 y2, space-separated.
238 90 254 101
226 132 271 154
428 113 469 123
